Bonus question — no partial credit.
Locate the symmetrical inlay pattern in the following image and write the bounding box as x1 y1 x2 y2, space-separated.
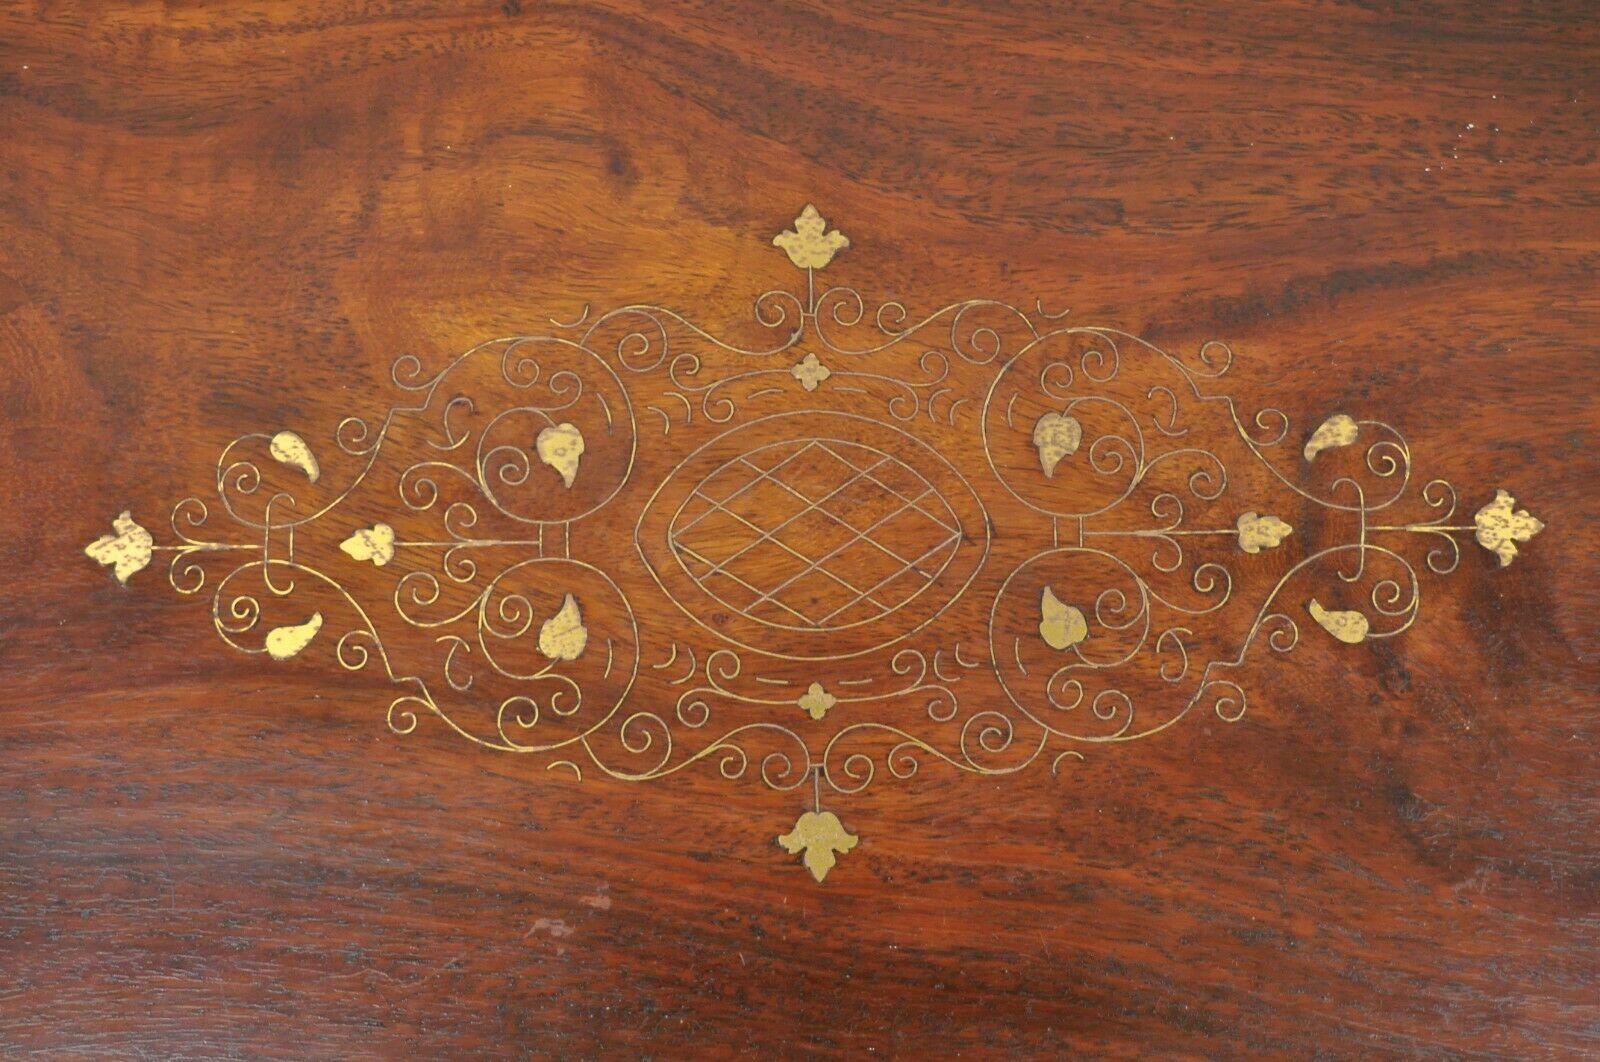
88 206 1544 881
667 438 965 631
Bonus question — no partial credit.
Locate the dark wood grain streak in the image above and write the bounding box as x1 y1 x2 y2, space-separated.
2 1 1597 1055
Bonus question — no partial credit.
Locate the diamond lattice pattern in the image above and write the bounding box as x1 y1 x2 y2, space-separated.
668 439 966 630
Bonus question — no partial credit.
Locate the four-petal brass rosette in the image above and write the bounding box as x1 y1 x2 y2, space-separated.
89 206 1543 882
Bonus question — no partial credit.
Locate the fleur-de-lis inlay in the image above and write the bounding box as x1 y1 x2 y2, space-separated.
1473 490 1544 567
777 810 858 882
85 511 152 585
340 523 396 567
772 205 849 270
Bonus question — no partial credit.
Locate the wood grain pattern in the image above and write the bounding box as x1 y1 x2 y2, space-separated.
2 1 1597 1055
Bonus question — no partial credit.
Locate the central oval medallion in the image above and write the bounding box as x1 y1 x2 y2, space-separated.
635 411 990 659
670 438 963 631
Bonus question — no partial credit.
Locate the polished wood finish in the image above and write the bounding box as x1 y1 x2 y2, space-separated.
2 2 1597 1055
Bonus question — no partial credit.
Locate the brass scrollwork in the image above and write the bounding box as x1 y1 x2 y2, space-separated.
88 205 1543 882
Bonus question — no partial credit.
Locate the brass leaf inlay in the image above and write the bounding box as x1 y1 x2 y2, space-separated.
537 594 588 662
777 810 858 882
1473 490 1544 567
266 612 323 661
535 422 585 489
1302 413 1359 462
85 511 152 585
1308 599 1368 644
1039 586 1088 650
269 430 320 483
772 205 849 270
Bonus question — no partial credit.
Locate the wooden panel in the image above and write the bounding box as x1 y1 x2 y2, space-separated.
2 1 1596 1054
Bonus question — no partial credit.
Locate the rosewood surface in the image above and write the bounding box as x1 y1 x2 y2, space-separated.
1 1 1597 1056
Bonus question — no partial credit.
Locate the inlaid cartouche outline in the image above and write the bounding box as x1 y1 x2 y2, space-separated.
86 205 1545 882
636 409 993 661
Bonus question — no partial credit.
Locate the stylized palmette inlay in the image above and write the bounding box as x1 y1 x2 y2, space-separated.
87 206 1545 882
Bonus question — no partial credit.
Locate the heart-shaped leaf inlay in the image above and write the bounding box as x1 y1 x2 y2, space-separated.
536 422 586 489
1039 586 1088 650
1032 412 1082 478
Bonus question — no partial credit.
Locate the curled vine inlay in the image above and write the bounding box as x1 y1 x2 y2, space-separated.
87 205 1544 882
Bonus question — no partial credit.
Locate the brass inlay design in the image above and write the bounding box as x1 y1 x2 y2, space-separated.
1039 587 1088 652
1032 411 1082 476
86 511 153 586
778 809 858 883
87 205 1545 883
667 438 965 632
1473 490 1544 567
798 683 837 721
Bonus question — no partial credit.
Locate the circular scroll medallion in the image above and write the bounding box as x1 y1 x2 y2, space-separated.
635 411 991 660
477 556 640 752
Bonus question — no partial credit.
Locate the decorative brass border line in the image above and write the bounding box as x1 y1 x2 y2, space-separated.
86 206 1544 882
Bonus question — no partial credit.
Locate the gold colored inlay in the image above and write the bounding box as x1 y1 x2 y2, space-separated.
86 205 1545 883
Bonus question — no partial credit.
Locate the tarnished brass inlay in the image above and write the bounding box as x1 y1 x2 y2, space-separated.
87 206 1544 883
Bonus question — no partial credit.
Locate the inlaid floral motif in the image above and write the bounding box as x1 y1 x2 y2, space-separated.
1473 490 1544 567
85 206 1545 881
777 810 858 882
772 205 850 270
790 353 831 392
798 683 837 721
85 512 152 585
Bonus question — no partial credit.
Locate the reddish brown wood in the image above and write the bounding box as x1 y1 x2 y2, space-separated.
2 1 1597 1054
